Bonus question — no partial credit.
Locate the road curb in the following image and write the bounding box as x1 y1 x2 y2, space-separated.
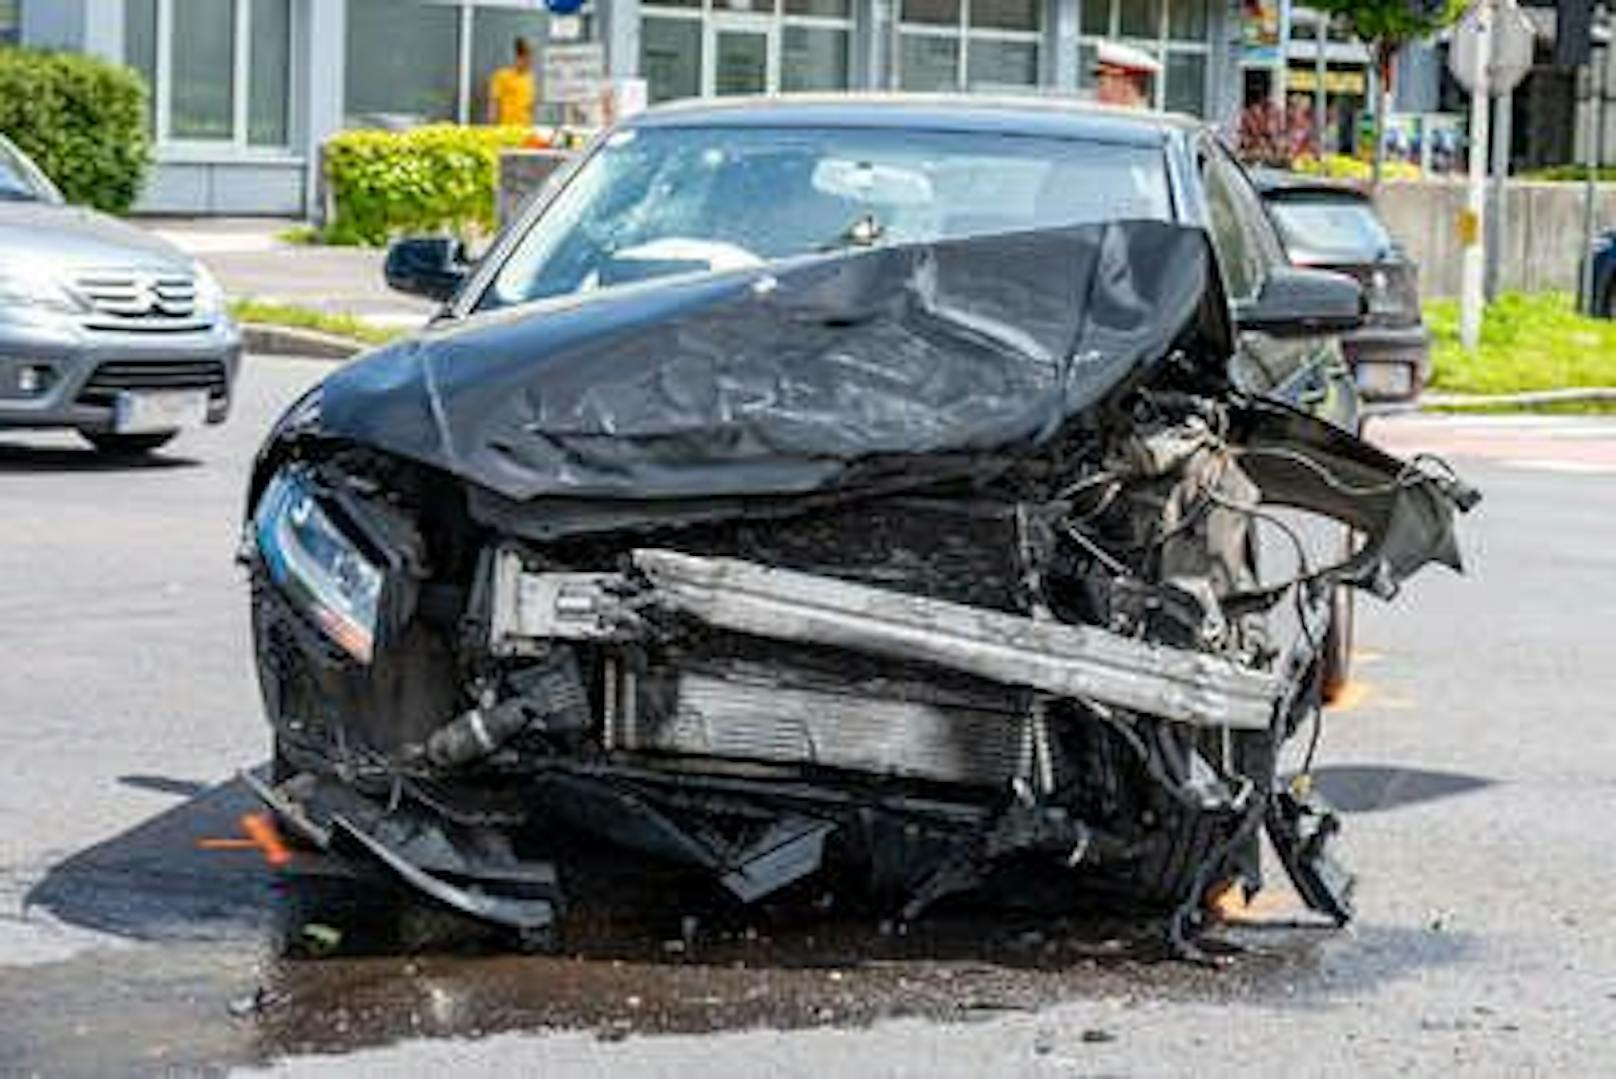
1420 387 1616 411
242 323 368 360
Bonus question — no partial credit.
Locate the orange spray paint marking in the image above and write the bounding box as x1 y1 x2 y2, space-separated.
196 813 291 868
240 813 291 867
1327 681 1373 714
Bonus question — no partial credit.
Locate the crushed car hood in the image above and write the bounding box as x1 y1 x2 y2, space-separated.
318 221 1225 502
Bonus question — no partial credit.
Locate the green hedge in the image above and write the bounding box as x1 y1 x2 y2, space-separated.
321 125 532 246
0 47 151 213
1523 165 1616 183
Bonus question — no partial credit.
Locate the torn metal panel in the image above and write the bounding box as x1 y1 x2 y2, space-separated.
629 549 1283 730
1230 398 1481 595
720 816 837 903
241 767 563 932
487 548 634 648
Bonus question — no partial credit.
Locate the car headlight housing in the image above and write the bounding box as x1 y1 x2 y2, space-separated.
253 468 384 664
191 261 227 318
0 268 86 316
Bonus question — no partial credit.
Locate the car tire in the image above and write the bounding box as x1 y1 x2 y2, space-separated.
1601 279 1616 319
82 431 177 455
1320 584 1354 704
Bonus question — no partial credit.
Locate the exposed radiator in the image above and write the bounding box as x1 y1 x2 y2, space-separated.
611 664 1034 789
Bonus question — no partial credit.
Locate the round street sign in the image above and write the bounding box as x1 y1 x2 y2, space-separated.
1448 0 1538 95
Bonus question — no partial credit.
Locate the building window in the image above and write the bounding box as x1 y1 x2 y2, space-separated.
470 7 553 124
640 0 856 104
1077 0 1210 114
0 0 19 45
123 0 293 150
898 0 1044 91
345 0 461 126
344 3 593 129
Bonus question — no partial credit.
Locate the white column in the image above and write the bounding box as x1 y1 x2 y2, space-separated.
1459 0 1492 351
302 0 346 220
1051 0 1078 93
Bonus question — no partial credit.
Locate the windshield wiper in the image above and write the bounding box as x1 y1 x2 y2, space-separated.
0 189 39 202
819 213 886 253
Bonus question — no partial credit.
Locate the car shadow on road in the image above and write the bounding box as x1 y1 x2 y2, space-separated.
24 775 282 943
1312 765 1495 814
15 772 1479 1063
0 442 200 473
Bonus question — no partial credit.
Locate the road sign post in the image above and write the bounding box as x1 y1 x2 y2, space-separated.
1458 1 1493 351
1449 0 1534 350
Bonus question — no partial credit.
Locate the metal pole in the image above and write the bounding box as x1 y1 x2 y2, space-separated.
1460 0 1493 351
1580 34 1604 312
1486 89 1512 299
1314 13 1327 154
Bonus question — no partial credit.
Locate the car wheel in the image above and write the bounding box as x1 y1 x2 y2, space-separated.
1320 584 1354 704
1602 279 1616 319
82 431 177 455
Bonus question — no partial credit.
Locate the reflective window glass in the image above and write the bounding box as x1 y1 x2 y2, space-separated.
786 0 852 15
971 0 1040 32
249 0 291 146
1118 0 1158 38
472 8 552 125
641 18 702 102
899 35 961 90
1164 50 1204 114
967 40 1039 87
901 0 962 27
1080 0 1110 36
170 0 235 139
125 0 159 132
783 26 851 92
344 0 461 125
1167 0 1205 41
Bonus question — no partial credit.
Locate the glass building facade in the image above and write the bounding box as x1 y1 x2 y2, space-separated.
17 0 1246 215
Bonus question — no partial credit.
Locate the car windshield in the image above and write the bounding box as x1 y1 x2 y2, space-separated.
1267 195 1394 263
0 139 49 202
482 125 1173 309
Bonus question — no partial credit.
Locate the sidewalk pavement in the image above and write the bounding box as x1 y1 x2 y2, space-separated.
137 217 436 331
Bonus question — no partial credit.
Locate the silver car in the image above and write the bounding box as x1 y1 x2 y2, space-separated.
0 133 240 454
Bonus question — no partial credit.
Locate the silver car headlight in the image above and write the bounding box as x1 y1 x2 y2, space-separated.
190 261 227 318
0 267 86 316
253 468 384 664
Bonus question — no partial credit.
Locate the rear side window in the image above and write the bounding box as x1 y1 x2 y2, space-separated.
1201 152 1282 302
1267 196 1394 263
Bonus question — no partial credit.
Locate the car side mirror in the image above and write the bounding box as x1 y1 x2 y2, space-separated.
384 236 469 302
1235 267 1365 337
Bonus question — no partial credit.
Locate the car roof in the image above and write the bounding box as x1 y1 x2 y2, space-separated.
1249 167 1370 200
626 93 1205 149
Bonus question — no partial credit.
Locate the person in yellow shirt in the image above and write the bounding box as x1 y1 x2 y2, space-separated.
487 37 537 126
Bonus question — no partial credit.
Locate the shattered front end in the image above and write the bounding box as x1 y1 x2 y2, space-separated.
240 222 1477 952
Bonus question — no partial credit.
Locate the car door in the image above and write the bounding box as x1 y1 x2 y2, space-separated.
1200 143 1358 432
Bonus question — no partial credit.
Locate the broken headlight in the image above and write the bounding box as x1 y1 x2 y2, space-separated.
253 468 384 664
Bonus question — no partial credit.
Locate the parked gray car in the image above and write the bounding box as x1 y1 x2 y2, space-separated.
0 133 240 454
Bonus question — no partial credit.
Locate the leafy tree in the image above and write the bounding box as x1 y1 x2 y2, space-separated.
1308 0 1468 186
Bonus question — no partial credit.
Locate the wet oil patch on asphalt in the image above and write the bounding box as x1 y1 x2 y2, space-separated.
0 776 1482 1074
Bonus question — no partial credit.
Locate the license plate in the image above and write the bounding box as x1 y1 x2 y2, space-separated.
113 390 210 434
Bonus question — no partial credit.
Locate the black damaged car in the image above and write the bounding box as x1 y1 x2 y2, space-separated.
241 97 1478 954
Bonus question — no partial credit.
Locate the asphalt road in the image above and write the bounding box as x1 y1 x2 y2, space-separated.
1 358 1614 1076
